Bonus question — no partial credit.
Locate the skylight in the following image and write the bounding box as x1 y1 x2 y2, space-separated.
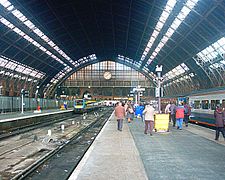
140 0 176 61
194 36 225 69
0 17 67 66
146 0 199 65
163 63 189 81
118 54 143 69
0 0 78 67
74 54 97 67
50 66 72 84
0 55 46 79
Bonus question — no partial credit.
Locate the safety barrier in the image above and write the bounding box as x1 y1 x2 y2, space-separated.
0 96 73 113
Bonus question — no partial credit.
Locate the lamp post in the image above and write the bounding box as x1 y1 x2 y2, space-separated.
21 89 24 114
155 65 163 113
0 85 3 114
35 86 39 110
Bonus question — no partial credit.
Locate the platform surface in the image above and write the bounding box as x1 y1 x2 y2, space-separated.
0 108 73 121
69 115 148 180
129 119 225 180
69 114 225 180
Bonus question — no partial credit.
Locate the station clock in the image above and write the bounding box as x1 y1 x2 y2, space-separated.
103 71 112 80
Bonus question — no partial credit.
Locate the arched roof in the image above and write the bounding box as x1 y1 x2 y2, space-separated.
0 0 224 95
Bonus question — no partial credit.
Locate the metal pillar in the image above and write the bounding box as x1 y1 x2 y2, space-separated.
21 93 24 114
135 93 138 105
155 65 163 113
158 80 161 113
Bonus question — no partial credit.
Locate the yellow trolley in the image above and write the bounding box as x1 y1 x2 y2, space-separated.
154 114 170 132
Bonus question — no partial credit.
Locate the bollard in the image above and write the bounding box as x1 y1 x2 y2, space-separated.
33 135 38 141
83 115 86 120
48 129 52 136
72 120 75 125
61 124 65 132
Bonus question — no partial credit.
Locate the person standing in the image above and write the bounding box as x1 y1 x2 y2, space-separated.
170 102 177 127
176 103 184 130
214 105 225 140
165 102 171 121
143 103 155 135
184 102 191 127
115 102 125 131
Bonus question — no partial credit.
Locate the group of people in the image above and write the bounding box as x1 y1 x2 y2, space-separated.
114 101 155 135
114 100 192 134
114 100 225 141
165 101 191 130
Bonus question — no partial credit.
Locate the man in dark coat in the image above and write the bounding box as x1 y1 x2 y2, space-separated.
214 106 225 140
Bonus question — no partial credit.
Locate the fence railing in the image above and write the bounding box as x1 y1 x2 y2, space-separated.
0 96 73 113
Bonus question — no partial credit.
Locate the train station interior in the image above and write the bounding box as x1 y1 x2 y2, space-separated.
0 0 225 179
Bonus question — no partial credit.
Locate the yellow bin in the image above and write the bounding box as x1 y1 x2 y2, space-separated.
154 114 170 132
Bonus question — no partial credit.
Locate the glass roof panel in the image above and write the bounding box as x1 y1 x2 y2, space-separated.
147 0 199 64
0 0 11 7
0 55 45 79
5 61 17 70
0 0 79 67
195 36 225 68
15 64 25 72
163 63 189 81
140 0 176 61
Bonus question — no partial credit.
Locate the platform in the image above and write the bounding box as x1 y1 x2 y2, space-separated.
69 113 148 180
69 113 225 180
0 108 73 122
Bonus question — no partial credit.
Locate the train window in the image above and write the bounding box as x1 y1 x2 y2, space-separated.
194 100 200 109
211 100 220 110
202 100 209 109
76 100 84 105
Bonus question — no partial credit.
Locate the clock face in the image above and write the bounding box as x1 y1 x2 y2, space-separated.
103 71 112 80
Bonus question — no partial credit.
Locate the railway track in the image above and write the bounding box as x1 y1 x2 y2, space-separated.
0 113 78 140
10 108 113 180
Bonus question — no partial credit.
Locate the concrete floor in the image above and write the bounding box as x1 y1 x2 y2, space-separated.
69 115 225 180
69 117 148 180
129 119 225 180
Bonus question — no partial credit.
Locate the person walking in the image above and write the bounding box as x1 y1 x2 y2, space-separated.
143 103 155 135
214 105 225 140
115 102 125 131
176 103 184 130
127 104 134 123
170 102 177 127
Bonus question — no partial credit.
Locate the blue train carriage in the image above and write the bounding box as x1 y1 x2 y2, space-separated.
188 87 225 127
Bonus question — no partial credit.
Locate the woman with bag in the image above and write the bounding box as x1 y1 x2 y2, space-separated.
127 104 134 123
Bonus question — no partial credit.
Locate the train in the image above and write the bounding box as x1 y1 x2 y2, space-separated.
73 99 103 113
188 87 225 127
